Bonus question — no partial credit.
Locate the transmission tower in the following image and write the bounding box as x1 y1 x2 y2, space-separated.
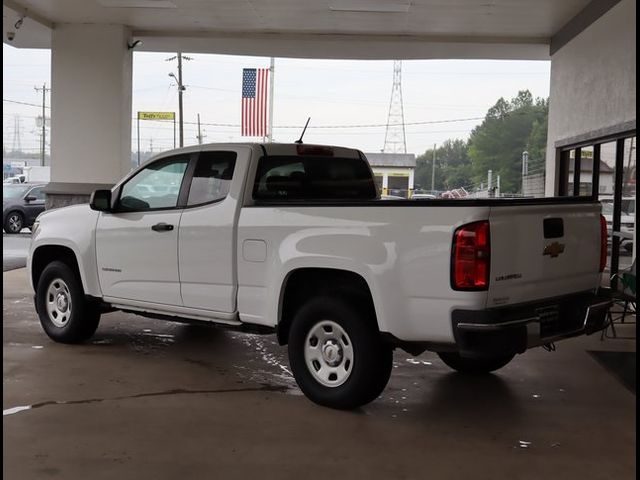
12 115 22 152
383 61 407 154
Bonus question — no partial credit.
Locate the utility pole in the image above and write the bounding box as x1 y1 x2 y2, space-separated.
196 113 204 145
167 53 193 147
268 57 275 142
521 150 529 194
431 143 436 192
12 115 22 152
34 83 50 166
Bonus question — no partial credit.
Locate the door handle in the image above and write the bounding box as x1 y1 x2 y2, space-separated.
151 223 174 232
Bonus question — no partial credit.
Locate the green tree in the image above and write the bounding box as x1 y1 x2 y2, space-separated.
415 139 471 191
526 115 548 173
468 91 548 193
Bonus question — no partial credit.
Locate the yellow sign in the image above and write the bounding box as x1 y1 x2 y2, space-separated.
138 111 175 121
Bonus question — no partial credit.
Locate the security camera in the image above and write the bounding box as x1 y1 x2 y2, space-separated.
6 31 15 41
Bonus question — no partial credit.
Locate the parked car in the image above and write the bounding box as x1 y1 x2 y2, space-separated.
28 143 610 409
601 197 635 253
3 174 27 184
3 183 47 234
411 193 437 199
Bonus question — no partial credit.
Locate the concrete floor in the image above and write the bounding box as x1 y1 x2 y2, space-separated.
3 268 636 480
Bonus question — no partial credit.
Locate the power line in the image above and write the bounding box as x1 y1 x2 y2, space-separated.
3 98 50 109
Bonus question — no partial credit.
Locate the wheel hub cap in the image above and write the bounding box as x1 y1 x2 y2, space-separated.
321 340 343 366
304 320 354 387
45 278 72 328
56 294 69 312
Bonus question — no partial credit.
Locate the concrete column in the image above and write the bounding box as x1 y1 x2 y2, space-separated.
408 169 415 193
48 24 132 208
382 172 389 196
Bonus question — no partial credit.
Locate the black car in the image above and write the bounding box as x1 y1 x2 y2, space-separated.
3 183 47 234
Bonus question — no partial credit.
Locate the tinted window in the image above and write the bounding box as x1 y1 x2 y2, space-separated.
187 151 237 206
253 155 376 200
119 155 189 211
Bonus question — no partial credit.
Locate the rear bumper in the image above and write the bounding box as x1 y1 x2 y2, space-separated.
452 291 611 356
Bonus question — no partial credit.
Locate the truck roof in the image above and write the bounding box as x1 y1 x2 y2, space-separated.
146 143 363 162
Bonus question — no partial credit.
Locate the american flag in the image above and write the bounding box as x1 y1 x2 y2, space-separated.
241 68 269 137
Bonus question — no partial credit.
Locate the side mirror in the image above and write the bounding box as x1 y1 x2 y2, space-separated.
24 195 36 202
90 189 112 212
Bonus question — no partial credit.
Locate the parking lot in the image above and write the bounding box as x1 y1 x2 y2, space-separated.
3 260 636 479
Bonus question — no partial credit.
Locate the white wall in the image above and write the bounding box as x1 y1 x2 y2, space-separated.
545 0 636 195
50 24 132 185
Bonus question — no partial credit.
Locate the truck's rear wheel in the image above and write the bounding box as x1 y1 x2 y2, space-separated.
437 351 514 374
288 295 392 409
36 261 101 343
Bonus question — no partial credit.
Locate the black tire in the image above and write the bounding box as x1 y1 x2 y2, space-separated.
288 295 392 410
4 211 24 234
437 351 515 374
36 260 101 343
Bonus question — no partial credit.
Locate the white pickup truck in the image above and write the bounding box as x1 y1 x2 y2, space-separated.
28 143 611 409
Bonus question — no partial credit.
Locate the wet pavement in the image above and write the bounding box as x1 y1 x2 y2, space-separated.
3 268 636 479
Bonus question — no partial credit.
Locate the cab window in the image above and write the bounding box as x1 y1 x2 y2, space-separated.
186 151 237 206
118 155 189 211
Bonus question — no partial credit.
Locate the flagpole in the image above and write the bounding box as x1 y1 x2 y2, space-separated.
268 57 275 142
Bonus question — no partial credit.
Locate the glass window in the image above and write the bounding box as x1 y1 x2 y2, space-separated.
253 155 377 200
3 185 29 199
28 186 45 200
187 151 237 206
119 155 189 211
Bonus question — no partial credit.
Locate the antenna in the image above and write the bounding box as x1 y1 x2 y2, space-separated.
295 117 311 144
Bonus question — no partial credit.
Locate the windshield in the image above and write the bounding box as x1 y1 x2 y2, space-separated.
3 185 29 199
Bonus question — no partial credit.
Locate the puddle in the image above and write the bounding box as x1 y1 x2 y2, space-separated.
141 333 175 339
31 346 44 350
233 334 299 394
405 358 432 366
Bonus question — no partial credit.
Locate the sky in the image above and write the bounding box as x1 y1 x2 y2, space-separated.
3 44 551 157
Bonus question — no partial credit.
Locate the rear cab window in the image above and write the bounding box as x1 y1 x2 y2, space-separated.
253 154 377 201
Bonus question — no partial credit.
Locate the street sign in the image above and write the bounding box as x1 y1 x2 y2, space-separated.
138 111 175 121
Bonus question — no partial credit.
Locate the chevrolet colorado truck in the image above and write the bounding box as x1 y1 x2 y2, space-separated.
28 143 611 409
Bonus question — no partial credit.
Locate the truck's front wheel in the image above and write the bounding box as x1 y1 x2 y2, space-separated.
36 261 101 343
288 295 392 410
437 352 515 374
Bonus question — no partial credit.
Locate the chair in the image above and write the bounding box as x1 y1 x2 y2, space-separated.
601 259 636 340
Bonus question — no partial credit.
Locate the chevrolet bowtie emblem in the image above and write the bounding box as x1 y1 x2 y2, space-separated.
543 242 565 258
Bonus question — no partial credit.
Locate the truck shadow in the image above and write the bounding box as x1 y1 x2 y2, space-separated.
416 372 523 424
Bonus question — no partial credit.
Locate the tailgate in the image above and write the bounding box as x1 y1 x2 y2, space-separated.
487 202 602 308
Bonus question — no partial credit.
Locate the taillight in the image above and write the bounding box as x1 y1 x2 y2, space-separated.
451 220 490 290
599 214 607 272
